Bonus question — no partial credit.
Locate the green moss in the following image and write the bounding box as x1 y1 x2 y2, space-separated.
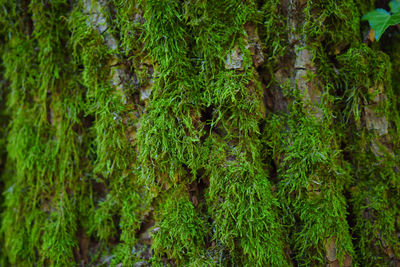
337 44 400 265
204 134 288 266
151 186 208 265
186 1 289 265
1 0 93 265
337 45 392 122
264 103 354 265
262 0 288 64
138 0 204 189
304 0 360 49
259 1 362 265
69 2 148 264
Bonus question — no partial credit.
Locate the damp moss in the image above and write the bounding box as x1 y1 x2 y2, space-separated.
69 2 148 265
337 44 400 265
0 0 92 265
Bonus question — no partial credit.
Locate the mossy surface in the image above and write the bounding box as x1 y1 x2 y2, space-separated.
0 0 399 266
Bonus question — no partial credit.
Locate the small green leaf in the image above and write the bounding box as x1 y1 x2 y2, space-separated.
362 8 400 40
390 0 400 13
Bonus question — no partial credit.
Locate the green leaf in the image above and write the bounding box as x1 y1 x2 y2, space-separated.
362 8 400 40
390 0 400 13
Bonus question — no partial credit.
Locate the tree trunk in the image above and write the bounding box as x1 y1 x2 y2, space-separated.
0 0 399 266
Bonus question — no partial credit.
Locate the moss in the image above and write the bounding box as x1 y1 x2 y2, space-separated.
135 1 209 265
337 44 400 265
138 0 204 189
0 23 9 267
69 1 149 264
151 186 208 265
262 0 288 64
263 101 354 265
0 0 90 265
304 0 361 50
259 0 363 265
187 1 289 265
204 133 288 266
136 1 289 265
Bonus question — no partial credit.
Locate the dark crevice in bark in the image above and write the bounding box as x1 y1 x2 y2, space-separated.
200 105 214 140
20 0 34 36
135 209 154 260
343 186 359 247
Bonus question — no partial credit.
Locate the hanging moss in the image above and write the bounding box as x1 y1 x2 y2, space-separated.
0 0 91 265
189 1 289 265
337 44 400 266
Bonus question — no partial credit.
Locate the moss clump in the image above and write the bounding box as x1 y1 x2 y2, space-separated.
264 102 354 265
337 44 400 265
69 1 151 265
0 0 93 265
151 186 208 265
188 1 289 265
304 0 360 51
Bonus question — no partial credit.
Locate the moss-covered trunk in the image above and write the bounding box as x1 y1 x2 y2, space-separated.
0 0 399 266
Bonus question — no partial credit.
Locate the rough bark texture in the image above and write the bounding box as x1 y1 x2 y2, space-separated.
0 0 399 266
